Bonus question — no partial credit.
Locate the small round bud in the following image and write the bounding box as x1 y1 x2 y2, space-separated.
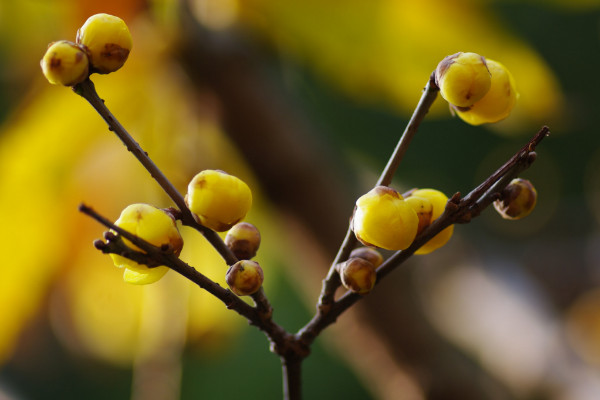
40 40 89 86
226 260 264 296
186 170 253 232
76 13 132 74
225 222 261 260
435 52 491 108
405 189 454 255
493 178 537 220
349 247 384 268
352 186 419 251
338 258 376 295
453 59 518 125
110 203 184 285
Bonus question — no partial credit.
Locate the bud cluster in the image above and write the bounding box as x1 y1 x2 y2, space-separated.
109 169 257 287
351 186 454 254
435 52 518 125
41 13 132 86
336 247 384 295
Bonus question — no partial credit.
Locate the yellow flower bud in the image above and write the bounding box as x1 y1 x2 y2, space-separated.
225 222 261 260
453 59 518 125
338 258 376 295
186 170 253 232
349 246 384 268
110 204 183 285
76 13 132 74
226 260 264 296
404 194 434 235
40 40 89 86
435 52 491 108
493 178 537 220
351 186 419 251
405 189 454 255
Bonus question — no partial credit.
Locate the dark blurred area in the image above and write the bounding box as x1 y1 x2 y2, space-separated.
1 0 600 399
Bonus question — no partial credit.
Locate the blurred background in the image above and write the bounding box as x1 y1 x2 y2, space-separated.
1 0 600 399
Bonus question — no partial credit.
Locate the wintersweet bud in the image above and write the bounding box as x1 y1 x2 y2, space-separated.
40 40 89 86
338 258 377 295
76 13 132 74
405 189 454 255
225 222 261 260
349 247 384 268
186 170 252 232
453 59 518 125
352 186 419 251
493 178 537 220
435 52 491 108
226 260 264 296
110 204 183 285
404 194 434 235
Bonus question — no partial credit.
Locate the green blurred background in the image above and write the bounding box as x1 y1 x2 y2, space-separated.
1 0 600 399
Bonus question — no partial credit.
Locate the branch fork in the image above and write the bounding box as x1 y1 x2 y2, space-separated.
74 73 549 400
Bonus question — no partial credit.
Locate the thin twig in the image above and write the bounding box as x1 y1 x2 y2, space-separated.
315 74 440 313
73 79 238 266
376 74 440 187
297 126 549 345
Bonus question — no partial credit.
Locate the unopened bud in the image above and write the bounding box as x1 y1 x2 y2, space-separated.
225 222 261 260
338 258 376 295
186 169 252 232
494 178 537 220
40 40 89 86
110 203 183 285
76 13 132 74
349 247 384 268
435 52 491 108
352 186 419 251
226 260 264 296
453 58 518 125
404 195 434 236
404 188 454 255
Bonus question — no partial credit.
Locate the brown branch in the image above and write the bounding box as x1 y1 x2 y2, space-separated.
297 126 550 345
315 75 440 315
376 74 440 187
281 355 303 400
73 79 238 266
